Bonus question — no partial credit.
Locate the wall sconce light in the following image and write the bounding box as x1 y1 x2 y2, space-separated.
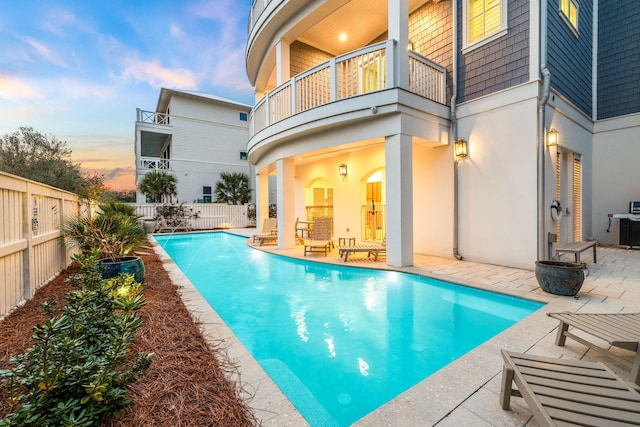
339 163 348 177
546 128 558 147
454 138 468 158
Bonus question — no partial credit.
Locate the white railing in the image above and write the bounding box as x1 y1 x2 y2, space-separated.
140 157 171 171
0 172 91 319
249 41 446 136
409 51 446 104
248 0 277 34
132 203 250 229
136 108 170 125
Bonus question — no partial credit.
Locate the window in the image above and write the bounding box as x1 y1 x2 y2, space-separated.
239 112 248 121
203 186 212 203
463 0 507 51
240 151 248 161
572 155 582 241
560 0 578 31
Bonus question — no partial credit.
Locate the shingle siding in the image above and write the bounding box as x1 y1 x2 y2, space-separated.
546 0 593 117
290 42 332 77
458 0 530 103
409 1 454 105
597 0 640 119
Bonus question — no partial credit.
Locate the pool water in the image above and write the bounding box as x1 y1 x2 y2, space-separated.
154 232 542 426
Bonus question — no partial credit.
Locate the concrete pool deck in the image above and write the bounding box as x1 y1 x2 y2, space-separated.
150 230 640 426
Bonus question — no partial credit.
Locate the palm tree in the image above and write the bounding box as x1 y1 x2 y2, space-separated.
214 172 251 205
138 171 177 203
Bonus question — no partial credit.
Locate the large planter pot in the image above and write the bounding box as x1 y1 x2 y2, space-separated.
535 260 587 296
142 220 156 233
100 256 145 283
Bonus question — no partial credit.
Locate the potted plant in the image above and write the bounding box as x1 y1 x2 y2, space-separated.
62 202 148 282
534 260 588 296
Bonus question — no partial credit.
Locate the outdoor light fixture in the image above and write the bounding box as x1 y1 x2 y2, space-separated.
454 138 468 158
339 163 348 176
546 128 558 147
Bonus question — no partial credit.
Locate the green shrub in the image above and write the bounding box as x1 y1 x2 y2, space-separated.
62 202 147 262
0 254 152 426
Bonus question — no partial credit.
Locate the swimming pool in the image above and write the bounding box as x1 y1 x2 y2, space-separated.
154 232 542 426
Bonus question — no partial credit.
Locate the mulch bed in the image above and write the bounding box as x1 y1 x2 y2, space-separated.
0 247 258 426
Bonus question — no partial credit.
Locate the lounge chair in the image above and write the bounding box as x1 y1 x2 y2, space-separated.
252 218 277 245
338 236 386 262
304 217 333 256
500 350 640 426
548 311 640 384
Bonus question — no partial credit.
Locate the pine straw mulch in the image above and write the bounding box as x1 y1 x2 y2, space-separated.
0 248 259 426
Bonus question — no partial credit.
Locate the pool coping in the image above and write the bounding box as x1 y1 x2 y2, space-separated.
150 230 640 426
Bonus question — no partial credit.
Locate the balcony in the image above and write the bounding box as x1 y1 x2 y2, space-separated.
139 157 171 171
249 41 446 137
136 109 170 125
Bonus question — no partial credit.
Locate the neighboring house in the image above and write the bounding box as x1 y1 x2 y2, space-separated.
134 88 253 204
244 0 640 269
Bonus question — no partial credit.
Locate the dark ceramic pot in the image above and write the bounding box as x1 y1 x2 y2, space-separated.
100 256 145 283
535 260 587 296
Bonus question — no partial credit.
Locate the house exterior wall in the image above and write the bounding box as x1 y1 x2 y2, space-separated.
412 144 454 257
409 0 454 105
597 1 640 119
546 0 593 117
168 96 251 203
545 91 594 244
136 92 252 204
592 113 640 244
290 41 332 77
456 83 540 269
246 0 640 270
457 0 530 103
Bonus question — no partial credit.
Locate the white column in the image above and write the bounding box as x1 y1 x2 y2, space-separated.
385 133 413 267
256 172 270 227
276 39 291 85
388 0 409 89
276 158 295 249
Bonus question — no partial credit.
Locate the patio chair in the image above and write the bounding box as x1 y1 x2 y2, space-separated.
304 217 333 256
252 217 277 245
155 215 192 233
548 311 640 384
500 350 640 426
338 236 386 262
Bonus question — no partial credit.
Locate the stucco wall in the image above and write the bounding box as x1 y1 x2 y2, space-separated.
412 144 454 257
592 113 640 245
456 86 539 269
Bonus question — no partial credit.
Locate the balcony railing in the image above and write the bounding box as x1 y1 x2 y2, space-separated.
248 0 277 34
249 41 446 137
136 109 170 125
140 157 171 171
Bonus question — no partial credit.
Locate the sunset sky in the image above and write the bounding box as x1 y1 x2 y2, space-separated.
0 0 255 191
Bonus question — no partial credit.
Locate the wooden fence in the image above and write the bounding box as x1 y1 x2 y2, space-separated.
0 171 90 318
132 203 253 229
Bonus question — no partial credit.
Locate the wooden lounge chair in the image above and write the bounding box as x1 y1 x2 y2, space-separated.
304 217 333 256
252 218 277 245
500 350 640 426
548 311 640 385
338 236 385 262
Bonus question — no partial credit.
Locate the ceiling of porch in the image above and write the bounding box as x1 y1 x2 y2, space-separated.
297 0 428 56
